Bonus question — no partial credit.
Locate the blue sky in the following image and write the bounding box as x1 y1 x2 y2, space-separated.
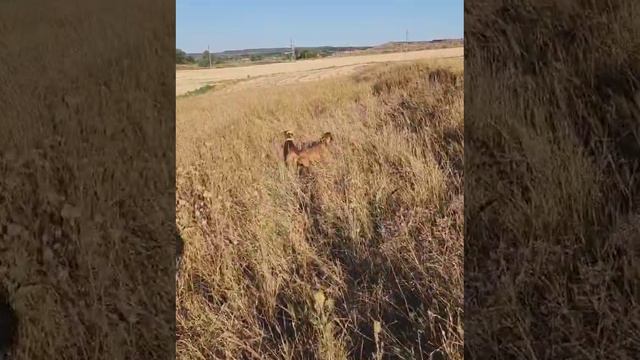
177 0 463 53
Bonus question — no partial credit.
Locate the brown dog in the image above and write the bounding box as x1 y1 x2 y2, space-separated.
283 130 333 168
283 130 299 167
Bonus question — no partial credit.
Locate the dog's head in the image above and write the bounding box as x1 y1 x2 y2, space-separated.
283 129 295 140
320 132 333 144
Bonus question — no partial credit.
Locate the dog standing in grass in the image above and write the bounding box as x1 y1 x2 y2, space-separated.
283 130 334 169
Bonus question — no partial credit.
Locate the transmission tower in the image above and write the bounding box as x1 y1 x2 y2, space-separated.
290 38 296 61
405 29 409 51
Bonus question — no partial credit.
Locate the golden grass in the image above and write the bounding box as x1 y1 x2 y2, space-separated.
465 1 640 358
176 58 463 359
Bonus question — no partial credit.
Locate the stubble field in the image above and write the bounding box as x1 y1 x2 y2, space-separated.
175 47 463 96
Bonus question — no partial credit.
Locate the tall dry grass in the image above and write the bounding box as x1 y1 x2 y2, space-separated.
176 59 463 359
466 1 640 358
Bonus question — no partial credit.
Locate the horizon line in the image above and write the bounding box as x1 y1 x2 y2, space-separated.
178 37 464 54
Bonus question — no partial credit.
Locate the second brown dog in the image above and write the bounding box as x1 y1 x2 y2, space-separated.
283 130 333 168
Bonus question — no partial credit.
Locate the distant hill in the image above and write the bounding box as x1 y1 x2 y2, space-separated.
188 46 372 59
214 47 290 57
350 38 464 55
181 38 463 65
374 38 462 46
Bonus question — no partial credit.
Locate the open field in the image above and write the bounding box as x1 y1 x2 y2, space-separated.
215 57 464 95
176 57 463 359
176 47 463 96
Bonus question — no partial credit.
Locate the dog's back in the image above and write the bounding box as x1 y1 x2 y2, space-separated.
296 132 333 167
282 130 333 169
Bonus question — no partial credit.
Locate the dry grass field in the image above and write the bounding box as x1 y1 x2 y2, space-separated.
466 1 640 358
175 47 463 96
176 57 463 359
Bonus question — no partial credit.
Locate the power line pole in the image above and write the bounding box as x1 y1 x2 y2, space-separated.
290 38 295 61
208 44 212 68
405 29 409 51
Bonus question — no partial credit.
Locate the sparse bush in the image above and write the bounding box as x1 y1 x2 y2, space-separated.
197 50 214 67
176 48 195 64
297 49 320 60
176 48 187 64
